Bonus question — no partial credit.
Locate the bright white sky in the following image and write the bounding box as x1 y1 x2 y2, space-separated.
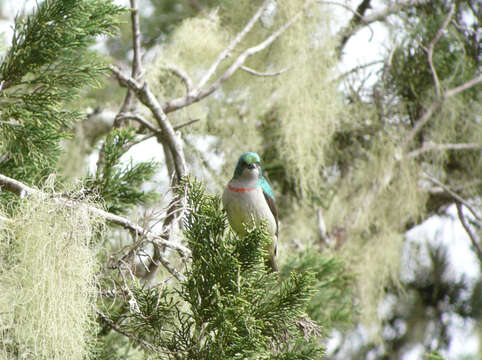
0 1 479 358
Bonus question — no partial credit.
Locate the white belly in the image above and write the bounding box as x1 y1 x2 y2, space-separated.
222 186 277 236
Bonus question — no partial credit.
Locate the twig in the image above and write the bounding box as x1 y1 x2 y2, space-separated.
423 4 455 98
97 311 162 353
197 0 271 89
0 153 9 164
406 142 482 158
317 208 328 244
174 118 200 131
164 65 194 95
456 202 482 262
0 120 21 127
118 113 159 134
123 133 157 152
333 0 417 55
322 0 374 51
422 172 480 221
240 65 292 77
335 60 382 81
382 45 397 80
445 73 482 97
362 0 417 24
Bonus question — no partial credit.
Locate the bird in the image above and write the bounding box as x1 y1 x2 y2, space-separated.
222 152 278 271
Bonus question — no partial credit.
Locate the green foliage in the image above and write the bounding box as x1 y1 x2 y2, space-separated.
86 127 159 214
282 249 355 331
98 179 325 359
425 352 444 360
0 0 124 183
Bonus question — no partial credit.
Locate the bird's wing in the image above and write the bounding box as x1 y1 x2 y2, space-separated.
261 181 279 236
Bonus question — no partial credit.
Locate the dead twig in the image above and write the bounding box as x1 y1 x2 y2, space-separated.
422 4 455 98
422 172 480 221
240 65 292 77
406 142 482 158
456 202 482 262
164 64 194 96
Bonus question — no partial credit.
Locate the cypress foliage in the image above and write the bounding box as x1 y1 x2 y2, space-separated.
0 0 123 183
98 179 325 359
85 127 159 215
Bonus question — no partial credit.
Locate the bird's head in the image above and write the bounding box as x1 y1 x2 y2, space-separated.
233 152 262 180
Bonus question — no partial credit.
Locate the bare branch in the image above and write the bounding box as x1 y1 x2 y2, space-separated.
333 0 417 56
118 113 159 134
404 74 482 147
456 202 482 262
123 133 157 152
240 65 292 77
332 0 372 54
0 172 191 268
197 0 271 89
162 1 311 114
445 73 482 97
110 66 187 180
317 208 328 245
96 1 144 176
423 4 455 98
422 172 481 221
164 65 194 95
130 0 143 81
406 142 482 158
174 118 200 131
335 60 383 81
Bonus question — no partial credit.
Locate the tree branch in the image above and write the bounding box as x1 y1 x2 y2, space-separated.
240 65 292 77
422 172 481 221
403 74 482 147
335 0 372 54
0 173 191 280
118 113 159 134
164 64 194 96
130 0 143 81
456 202 482 262
334 0 417 56
423 4 455 98
174 118 200 130
445 73 482 97
96 0 144 177
405 142 482 158
110 66 187 180
162 0 311 114
196 0 271 90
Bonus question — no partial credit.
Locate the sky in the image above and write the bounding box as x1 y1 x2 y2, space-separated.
0 1 479 358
